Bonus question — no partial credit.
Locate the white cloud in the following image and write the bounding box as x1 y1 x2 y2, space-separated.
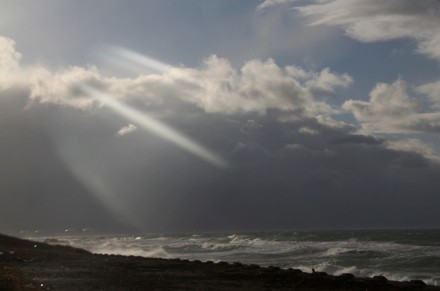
343 80 418 123
298 126 319 136
0 37 352 118
343 79 440 134
115 124 138 137
417 80 440 108
0 36 20 72
386 138 440 163
293 0 440 61
304 67 353 97
177 56 350 116
387 138 435 156
6 33 439 163
285 65 353 97
28 65 102 109
0 36 22 89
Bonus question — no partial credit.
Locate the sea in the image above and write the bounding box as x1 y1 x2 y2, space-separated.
26 229 440 286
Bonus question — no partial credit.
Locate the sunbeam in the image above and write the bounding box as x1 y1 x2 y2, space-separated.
100 45 173 74
79 84 228 168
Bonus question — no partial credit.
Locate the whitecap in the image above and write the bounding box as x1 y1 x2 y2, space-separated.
323 247 350 257
93 246 171 258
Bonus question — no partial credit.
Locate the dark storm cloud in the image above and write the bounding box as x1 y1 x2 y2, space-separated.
0 91 133 233
1 34 440 233
329 135 383 145
2 89 440 233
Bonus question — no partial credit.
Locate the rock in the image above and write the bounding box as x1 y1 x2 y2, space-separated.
339 273 355 280
373 275 388 282
410 279 426 286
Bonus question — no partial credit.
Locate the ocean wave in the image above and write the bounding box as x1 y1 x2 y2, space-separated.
323 247 351 257
32 230 440 286
42 238 69 245
201 242 236 251
92 246 171 258
292 262 440 286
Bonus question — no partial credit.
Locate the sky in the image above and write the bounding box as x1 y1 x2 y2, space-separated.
1 0 440 234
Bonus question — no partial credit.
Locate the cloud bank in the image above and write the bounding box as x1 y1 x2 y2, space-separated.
1 33 440 232
0 36 353 118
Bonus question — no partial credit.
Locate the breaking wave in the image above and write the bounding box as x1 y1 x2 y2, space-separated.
30 229 440 286
92 246 171 258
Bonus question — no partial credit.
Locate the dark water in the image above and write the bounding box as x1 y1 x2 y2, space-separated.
29 229 440 286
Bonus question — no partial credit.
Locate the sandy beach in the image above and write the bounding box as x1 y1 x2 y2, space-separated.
1 233 439 290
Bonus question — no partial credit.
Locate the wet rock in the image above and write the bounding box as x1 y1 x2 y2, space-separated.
410 279 426 286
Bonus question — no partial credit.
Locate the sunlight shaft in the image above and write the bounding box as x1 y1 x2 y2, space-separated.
80 84 228 168
105 46 172 73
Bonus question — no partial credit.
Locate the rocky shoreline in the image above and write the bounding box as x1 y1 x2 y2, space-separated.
1 233 439 290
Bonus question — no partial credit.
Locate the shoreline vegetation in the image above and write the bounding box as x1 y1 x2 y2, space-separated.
1 233 439 290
